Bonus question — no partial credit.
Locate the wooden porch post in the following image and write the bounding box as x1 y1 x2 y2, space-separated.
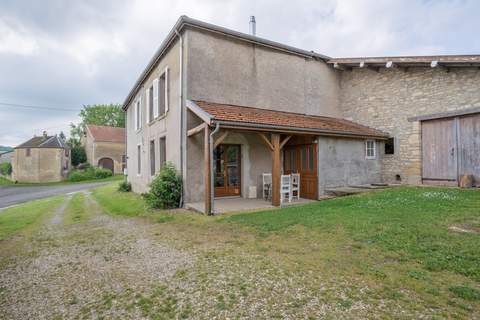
271 133 281 206
204 125 212 215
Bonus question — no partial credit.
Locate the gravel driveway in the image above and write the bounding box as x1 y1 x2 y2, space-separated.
0 192 193 319
0 182 112 209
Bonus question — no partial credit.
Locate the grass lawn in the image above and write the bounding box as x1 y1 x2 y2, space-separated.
0 176 14 185
90 183 480 317
0 196 64 240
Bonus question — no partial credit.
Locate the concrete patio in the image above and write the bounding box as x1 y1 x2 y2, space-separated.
185 197 317 214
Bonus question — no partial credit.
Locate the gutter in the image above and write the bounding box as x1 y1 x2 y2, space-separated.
209 123 220 215
175 28 186 207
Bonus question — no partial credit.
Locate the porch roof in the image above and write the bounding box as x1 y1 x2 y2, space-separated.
189 100 388 139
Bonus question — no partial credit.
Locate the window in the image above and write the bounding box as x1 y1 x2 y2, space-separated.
159 72 166 116
159 137 166 169
65 149 69 157
26 148 31 157
150 140 155 176
137 144 141 175
385 137 395 155
147 85 154 123
366 140 376 159
134 99 142 131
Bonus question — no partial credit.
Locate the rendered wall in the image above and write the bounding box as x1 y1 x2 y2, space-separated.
317 137 382 194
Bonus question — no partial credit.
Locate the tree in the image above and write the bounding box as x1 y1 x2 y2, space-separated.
78 104 125 131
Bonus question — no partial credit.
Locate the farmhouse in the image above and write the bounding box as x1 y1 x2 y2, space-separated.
11 132 71 183
83 124 126 174
123 16 480 214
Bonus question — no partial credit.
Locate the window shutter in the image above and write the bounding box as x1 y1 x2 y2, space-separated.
145 87 151 122
139 95 143 129
153 78 159 118
164 67 169 113
134 100 138 130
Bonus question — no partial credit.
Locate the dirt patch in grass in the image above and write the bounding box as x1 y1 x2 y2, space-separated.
449 224 480 234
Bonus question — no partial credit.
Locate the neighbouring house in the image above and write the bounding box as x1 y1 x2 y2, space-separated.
122 16 480 214
82 125 126 174
0 150 13 164
12 132 71 183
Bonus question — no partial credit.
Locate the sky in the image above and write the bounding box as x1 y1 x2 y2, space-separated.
1 0 479 146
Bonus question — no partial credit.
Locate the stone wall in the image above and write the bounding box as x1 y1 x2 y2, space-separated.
12 148 68 183
339 67 480 184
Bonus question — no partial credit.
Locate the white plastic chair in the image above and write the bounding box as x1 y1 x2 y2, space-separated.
280 174 292 204
291 173 300 201
262 173 272 200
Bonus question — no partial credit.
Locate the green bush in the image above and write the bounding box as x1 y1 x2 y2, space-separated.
118 180 132 192
0 162 12 176
68 166 113 182
143 162 182 209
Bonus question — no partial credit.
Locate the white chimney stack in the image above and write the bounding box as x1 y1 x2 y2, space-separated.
249 16 256 36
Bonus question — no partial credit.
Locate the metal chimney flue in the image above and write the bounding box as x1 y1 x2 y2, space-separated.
249 16 256 36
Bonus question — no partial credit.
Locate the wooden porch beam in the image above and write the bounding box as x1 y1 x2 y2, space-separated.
214 131 229 148
204 125 212 215
271 133 281 207
280 135 292 149
187 123 206 137
258 133 274 151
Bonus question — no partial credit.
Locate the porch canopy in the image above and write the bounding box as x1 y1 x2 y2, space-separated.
186 100 388 214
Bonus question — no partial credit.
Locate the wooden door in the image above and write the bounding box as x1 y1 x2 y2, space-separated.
284 144 318 200
214 144 241 197
458 114 480 185
422 118 458 185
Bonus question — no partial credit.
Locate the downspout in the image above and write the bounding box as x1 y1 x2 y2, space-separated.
175 28 185 207
209 123 220 215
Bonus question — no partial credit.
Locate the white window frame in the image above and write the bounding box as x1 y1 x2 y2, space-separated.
137 144 142 176
365 140 376 160
134 98 142 131
153 78 159 119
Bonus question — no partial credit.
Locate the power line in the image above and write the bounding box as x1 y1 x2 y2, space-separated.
0 102 81 112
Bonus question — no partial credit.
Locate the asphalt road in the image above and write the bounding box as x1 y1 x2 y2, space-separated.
0 182 112 210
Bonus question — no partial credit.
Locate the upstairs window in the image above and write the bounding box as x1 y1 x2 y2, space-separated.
158 68 169 117
365 140 376 159
26 148 31 157
147 85 154 123
134 99 142 131
385 137 395 155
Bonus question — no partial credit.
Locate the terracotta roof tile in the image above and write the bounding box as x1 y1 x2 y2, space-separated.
194 101 388 138
86 125 125 143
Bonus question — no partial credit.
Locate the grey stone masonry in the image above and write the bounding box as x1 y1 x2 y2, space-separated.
339 67 480 184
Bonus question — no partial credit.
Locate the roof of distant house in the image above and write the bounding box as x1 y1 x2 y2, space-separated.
189 100 388 139
86 125 125 143
15 135 67 149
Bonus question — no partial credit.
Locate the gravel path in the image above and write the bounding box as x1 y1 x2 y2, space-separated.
0 193 193 320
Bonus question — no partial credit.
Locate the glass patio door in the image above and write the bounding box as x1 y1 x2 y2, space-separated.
214 144 241 197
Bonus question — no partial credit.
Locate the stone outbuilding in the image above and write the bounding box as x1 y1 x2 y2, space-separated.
83 125 126 174
12 132 71 183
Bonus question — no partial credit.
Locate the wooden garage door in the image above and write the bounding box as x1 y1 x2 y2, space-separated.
458 114 480 185
422 118 457 185
422 113 480 186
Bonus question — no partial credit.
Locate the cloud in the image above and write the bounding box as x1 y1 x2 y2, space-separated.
0 0 479 146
